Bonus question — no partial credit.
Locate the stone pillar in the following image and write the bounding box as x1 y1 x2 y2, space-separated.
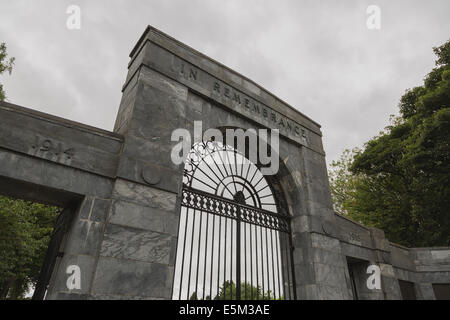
370 227 402 299
89 179 179 299
88 32 188 299
289 146 352 299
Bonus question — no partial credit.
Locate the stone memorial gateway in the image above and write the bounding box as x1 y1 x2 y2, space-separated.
0 26 449 300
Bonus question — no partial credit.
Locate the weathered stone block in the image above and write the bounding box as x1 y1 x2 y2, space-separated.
139 65 188 101
64 220 104 256
116 155 183 194
47 254 96 297
311 233 340 251
291 231 311 249
0 149 114 198
381 276 402 300
91 198 111 222
100 223 175 265
112 179 177 211
311 248 343 266
122 134 180 172
294 263 316 285
314 263 347 287
316 284 345 300
91 257 173 298
341 242 375 261
109 200 179 236
78 196 94 220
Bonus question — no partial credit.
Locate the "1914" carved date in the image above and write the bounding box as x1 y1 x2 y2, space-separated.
29 136 75 165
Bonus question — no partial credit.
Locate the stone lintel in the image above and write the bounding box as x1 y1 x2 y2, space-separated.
124 25 323 148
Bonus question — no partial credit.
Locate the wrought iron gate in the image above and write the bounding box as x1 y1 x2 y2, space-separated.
172 140 296 300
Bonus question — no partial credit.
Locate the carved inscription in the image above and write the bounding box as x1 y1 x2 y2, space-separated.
173 59 309 145
179 62 198 81
348 232 362 244
212 80 307 139
29 135 75 165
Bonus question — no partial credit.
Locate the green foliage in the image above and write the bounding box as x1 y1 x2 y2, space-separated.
0 42 58 299
329 148 363 215
0 196 59 299
189 281 282 300
0 42 15 101
329 40 450 247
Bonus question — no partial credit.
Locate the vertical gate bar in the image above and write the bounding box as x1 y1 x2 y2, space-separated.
238 151 243 177
236 209 241 300
250 223 254 300
284 233 292 300
280 232 292 300
260 225 265 299
274 230 282 299
229 218 231 300
282 232 289 300
244 221 247 300
195 210 203 299
265 227 270 300
231 215 234 300
223 216 228 300
277 231 287 300
178 208 190 300
202 211 210 300
210 212 216 300
255 224 259 300
217 214 222 299
234 150 239 181
281 233 288 301
288 231 297 300
187 209 197 300
270 228 276 300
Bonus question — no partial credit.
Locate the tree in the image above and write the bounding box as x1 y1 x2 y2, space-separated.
0 42 15 101
328 148 363 215
329 40 450 247
189 281 281 300
0 43 60 299
0 196 60 299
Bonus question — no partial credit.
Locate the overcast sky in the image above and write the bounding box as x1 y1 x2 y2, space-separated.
0 0 449 167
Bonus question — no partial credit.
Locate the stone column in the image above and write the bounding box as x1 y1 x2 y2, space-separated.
288 145 352 299
370 228 402 299
89 35 188 299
